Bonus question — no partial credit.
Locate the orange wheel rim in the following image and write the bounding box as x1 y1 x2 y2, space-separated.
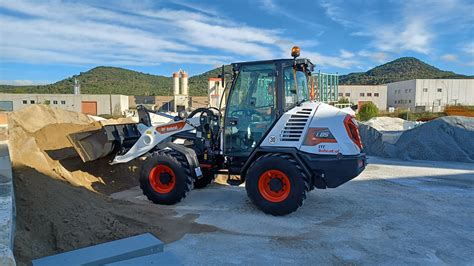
258 170 291 203
149 165 176 194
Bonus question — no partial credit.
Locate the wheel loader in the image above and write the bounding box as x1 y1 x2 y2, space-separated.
68 47 366 215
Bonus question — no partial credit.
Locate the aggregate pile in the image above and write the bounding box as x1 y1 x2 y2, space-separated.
359 116 474 163
8 105 215 265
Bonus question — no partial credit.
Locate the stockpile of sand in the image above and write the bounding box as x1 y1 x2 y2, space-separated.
8 105 215 265
363 117 418 132
8 105 138 192
359 116 474 163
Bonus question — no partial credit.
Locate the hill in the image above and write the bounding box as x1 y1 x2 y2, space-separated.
0 66 175 96
1 57 471 96
0 65 233 96
339 57 471 85
188 65 233 96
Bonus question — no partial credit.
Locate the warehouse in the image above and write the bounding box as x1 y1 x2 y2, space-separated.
0 93 129 116
337 85 388 111
387 79 474 112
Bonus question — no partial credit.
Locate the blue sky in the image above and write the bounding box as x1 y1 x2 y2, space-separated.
0 0 473 85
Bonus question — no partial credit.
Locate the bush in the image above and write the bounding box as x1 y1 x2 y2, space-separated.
357 102 378 121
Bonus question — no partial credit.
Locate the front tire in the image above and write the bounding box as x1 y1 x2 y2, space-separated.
139 150 193 205
245 154 309 216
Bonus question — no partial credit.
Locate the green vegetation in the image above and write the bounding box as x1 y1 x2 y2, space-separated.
0 65 233 96
357 102 378 121
1 57 471 96
337 97 350 104
188 65 233 96
340 57 472 85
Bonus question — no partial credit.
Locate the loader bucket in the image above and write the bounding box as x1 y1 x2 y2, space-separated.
67 123 141 162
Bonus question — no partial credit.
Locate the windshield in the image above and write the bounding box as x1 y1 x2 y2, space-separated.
283 67 310 109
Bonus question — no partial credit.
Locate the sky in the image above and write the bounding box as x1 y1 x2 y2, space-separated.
0 0 473 85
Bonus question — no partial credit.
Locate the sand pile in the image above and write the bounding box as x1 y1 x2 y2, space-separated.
359 116 474 163
363 117 418 132
8 105 215 265
8 105 138 192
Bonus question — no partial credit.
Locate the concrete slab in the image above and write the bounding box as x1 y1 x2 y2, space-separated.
114 157 474 265
105 251 182 266
0 129 15 265
32 233 164 266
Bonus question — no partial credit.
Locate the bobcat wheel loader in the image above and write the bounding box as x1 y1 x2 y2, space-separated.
68 47 366 215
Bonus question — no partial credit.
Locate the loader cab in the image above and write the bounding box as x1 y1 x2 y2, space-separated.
223 58 314 169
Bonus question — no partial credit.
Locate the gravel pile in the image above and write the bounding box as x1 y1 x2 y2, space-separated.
359 116 474 163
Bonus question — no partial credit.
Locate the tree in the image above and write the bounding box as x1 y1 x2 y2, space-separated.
338 97 349 104
357 102 378 121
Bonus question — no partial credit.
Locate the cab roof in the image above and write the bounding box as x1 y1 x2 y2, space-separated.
232 58 314 72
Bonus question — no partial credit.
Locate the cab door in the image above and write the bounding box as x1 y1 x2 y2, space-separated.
224 63 277 157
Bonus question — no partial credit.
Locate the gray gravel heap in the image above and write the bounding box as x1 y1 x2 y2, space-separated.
359 116 474 163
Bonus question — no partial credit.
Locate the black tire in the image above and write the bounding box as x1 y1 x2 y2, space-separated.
245 153 309 216
193 169 214 189
139 149 193 205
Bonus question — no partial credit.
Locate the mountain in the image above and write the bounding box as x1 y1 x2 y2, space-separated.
339 57 472 85
188 64 233 95
1 57 471 96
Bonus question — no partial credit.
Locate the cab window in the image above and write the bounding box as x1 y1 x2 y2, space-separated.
224 64 277 155
283 67 309 110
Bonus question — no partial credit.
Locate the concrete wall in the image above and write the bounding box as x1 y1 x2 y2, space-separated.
128 96 209 112
387 80 416 110
338 85 388 110
0 93 129 115
415 79 474 111
0 115 16 265
387 79 474 111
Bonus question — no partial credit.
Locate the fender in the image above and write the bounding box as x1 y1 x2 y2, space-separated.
240 146 327 189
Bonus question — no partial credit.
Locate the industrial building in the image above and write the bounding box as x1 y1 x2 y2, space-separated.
337 85 388 110
0 93 129 116
208 77 225 109
387 79 474 112
129 96 208 112
172 69 189 112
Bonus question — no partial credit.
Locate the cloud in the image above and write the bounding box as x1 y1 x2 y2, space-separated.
462 42 474 56
259 0 324 30
319 0 353 27
358 50 389 63
321 0 474 56
302 51 359 69
0 0 302 67
0 80 49 85
339 49 354 59
441 54 458 62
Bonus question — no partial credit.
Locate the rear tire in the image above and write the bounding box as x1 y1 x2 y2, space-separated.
140 149 193 205
245 153 309 216
193 169 214 189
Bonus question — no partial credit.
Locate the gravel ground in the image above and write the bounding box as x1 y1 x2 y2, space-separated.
111 157 474 265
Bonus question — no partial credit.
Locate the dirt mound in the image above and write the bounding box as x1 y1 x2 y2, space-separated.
8 105 138 192
359 116 474 163
13 166 215 265
7 105 216 264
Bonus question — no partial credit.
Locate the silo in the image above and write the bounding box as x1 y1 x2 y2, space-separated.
180 72 188 96
172 72 180 95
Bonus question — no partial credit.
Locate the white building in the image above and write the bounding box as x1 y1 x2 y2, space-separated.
0 93 129 116
337 85 388 111
387 79 474 112
208 77 226 109
172 70 189 112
